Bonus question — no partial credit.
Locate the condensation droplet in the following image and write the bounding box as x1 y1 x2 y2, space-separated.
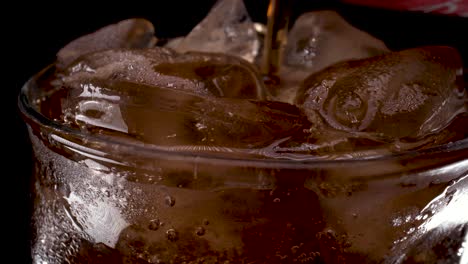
148 219 161 231
166 229 178 242
195 226 206 236
273 198 281 203
165 195 175 207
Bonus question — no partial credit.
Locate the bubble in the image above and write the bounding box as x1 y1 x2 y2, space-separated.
166 229 178 242
164 195 175 207
291 245 300 255
331 91 367 128
102 189 111 197
276 254 288 260
148 219 161 231
148 255 163 264
195 226 206 236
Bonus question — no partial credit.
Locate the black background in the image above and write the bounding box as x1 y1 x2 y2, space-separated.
7 1 467 263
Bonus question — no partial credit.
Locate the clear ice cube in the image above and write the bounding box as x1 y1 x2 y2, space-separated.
61 79 309 149
171 0 260 63
61 48 267 99
273 10 389 103
283 10 389 74
57 18 157 69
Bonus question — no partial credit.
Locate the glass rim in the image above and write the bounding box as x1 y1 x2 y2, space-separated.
18 64 468 170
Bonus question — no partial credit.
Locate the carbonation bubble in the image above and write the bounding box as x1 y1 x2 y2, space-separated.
195 226 206 236
148 219 161 231
165 195 176 207
166 229 179 242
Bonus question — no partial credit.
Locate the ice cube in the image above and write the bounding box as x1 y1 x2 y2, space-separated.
171 0 260 63
273 10 389 103
283 10 389 74
164 37 184 50
57 18 157 69
61 79 310 149
61 48 267 99
295 46 467 144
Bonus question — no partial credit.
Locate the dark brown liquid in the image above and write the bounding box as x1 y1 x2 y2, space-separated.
25 1 468 263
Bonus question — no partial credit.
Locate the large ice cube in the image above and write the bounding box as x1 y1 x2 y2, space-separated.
61 79 310 149
60 48 267 99
57 19 156 69
283 10 389 74
273 10 389 103
171 0 260 63
295 46 467 143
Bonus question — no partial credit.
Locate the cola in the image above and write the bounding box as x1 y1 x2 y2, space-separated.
18 0 468 263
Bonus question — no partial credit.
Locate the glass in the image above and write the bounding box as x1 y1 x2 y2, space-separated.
19 65 468 263
18 2 468 264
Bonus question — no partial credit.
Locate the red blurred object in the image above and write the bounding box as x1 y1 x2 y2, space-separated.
342 0 468 16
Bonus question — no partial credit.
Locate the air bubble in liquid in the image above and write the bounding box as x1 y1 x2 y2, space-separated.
148 219 161 231
195 226 206 236
165 195 175 207
166 229 178 242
